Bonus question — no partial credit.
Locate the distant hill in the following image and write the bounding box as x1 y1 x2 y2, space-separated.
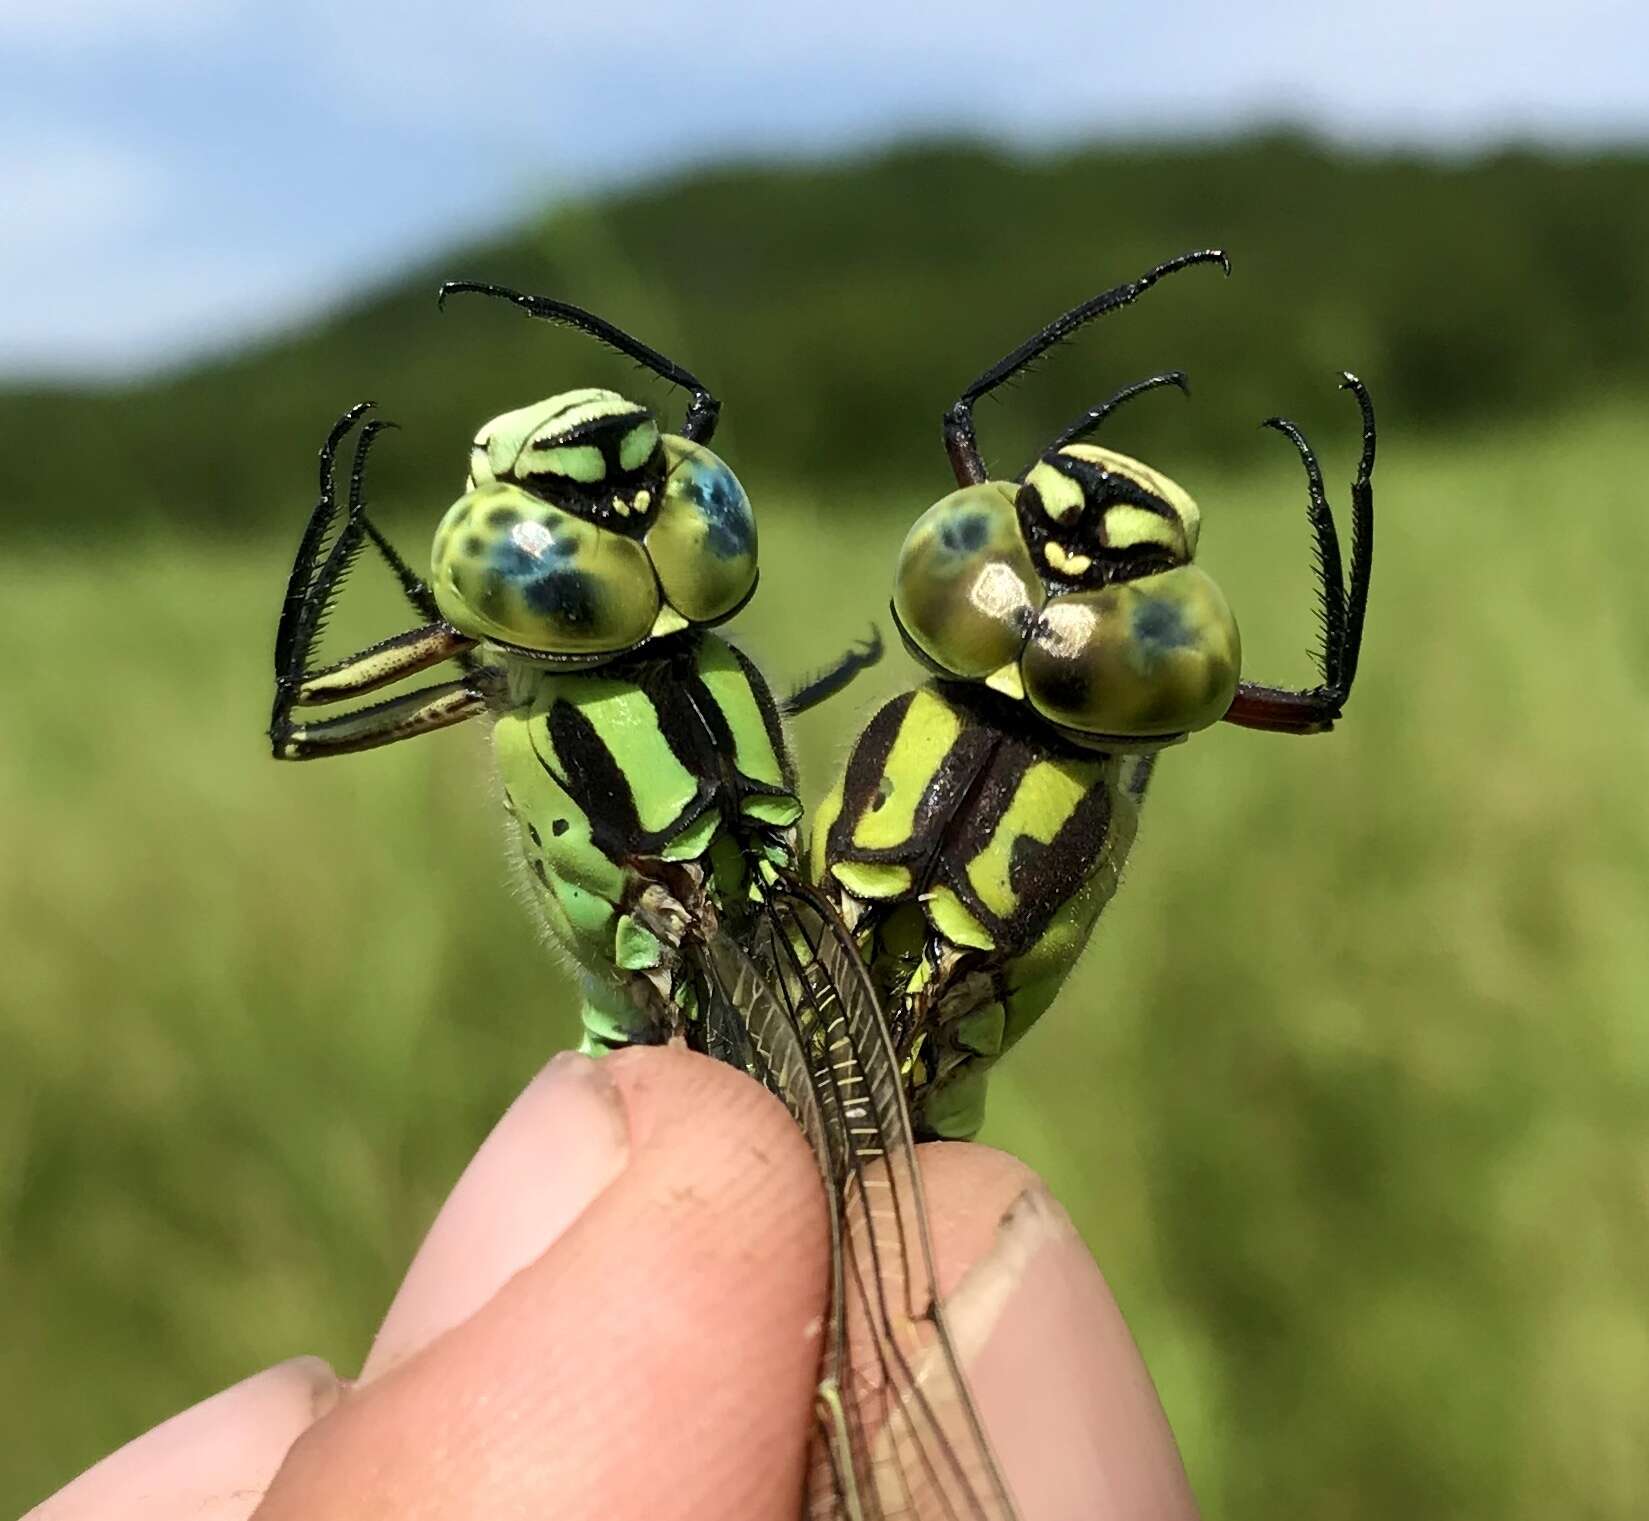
7 135 1649 537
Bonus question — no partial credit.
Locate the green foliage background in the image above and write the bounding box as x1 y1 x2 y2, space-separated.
3 138 1647 1516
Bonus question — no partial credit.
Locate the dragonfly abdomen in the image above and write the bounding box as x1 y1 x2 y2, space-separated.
814 681 1144 1138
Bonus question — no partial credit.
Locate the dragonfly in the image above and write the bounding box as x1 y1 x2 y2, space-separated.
267 283 1019 1519
813 248 1377 1141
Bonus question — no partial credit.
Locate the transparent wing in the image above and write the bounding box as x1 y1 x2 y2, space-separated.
699 877 1019 1520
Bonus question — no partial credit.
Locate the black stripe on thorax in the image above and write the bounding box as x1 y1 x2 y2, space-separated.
722 638 798 797
828 686 1000 884
836 681 1121 957
937 731 1116 955
1001 769 1114 946
535 648 720 863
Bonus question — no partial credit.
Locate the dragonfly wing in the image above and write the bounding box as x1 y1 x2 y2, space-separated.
697 927 852 1502
745 877 1021 1521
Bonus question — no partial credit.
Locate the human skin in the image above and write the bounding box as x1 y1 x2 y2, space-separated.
28 1046 1198 1520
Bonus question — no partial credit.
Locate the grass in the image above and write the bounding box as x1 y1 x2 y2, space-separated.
3 399 1647 1516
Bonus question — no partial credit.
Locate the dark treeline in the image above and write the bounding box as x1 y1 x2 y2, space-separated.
7 135 1648 537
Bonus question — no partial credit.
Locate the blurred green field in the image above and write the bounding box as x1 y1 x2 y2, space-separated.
4 395 1646 1516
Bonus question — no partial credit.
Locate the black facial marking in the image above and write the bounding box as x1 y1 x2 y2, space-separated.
552 818 569 837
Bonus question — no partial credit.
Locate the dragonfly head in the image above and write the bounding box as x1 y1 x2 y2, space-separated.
430 402 758 664
891 449 1241 747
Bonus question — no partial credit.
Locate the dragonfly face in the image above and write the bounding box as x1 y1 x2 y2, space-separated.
819 248 1377 1140
432 391 759 662
892 441 1241 748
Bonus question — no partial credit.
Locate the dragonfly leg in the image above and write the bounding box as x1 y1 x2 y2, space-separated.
781 625 884 717
1223 374 1376 735
438 281 723 444
271 403 486 759
273 674 494 760
942 249 1229 486
1028 369 1189 474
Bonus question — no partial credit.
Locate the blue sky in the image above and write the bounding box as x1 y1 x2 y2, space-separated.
4 0 1645 378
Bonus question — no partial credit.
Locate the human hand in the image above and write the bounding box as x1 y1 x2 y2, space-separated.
30 1047 1197 1520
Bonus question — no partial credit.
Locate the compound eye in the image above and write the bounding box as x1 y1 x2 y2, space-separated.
644 439 758 625
893 483 1043 679
1021 565 1240 739
432 482 659 655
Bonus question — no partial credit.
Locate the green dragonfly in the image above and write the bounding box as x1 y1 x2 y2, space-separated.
267 284 1018 1519
813 249 1377 1142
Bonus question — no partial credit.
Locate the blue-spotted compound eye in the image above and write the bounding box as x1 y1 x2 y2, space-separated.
431 483 659 656
1021 565 1241 739
644 438 758 625
892 482 1042 685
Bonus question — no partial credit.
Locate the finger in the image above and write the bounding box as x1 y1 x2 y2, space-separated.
360 1050 631 1382
255 1046 830 1521
27 1357 341 1521
922 1144 1199 1521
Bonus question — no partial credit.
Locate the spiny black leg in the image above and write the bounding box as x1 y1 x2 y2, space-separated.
1223 376 1377 735
781 626 884 717
1258 412 1348 684
273 399 470 670
1338 372 1376 695
271 413 386 738
271 409 481 757
273 401 372 692
943 249 1228 487
361 515 436 622
356 513 480 675
1028 369 1190 476
290 414 398 675
438 281 721 444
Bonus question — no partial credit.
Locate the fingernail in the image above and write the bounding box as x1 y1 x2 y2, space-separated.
360 1051 630 1383
27 1357 340 1521
947 1187 1199 1520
